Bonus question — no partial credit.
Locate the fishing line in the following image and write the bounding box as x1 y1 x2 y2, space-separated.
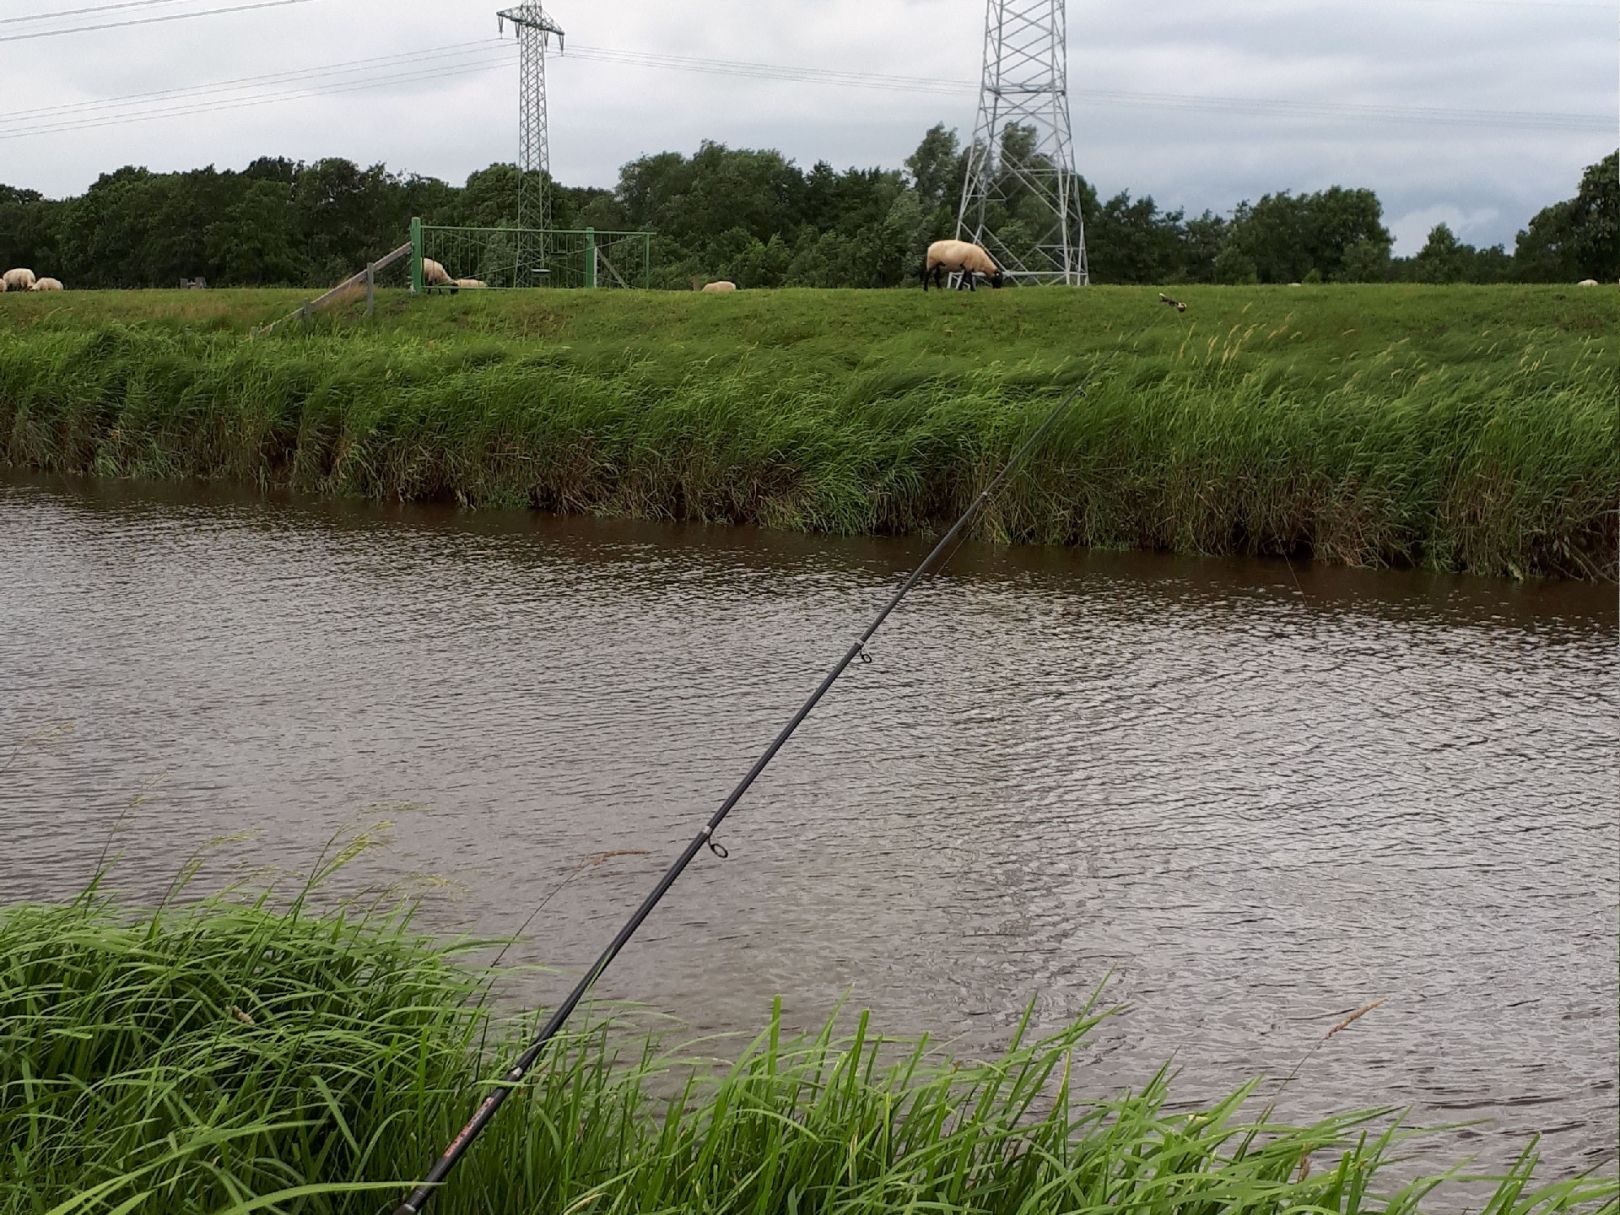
390 371 1092 1215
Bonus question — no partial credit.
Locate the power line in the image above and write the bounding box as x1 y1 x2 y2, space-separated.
0 54 514 140
0 36 1607 140
0 0 319 43
0 40 508 125
561 44 1613 133
1 0 202 26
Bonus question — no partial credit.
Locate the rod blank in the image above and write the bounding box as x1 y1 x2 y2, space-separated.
392 373 1088 1215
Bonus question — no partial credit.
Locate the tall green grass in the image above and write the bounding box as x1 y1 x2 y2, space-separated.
3 872 1615 1215
1 286 1614 579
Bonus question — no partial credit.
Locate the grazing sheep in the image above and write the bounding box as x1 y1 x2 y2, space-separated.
922 239 1003 291
3 268 35 292
700 280 737 293
453 278 486 289
1158 292 1186 312
30 277 63 291
422 258 452 287
0 279 6 294
1577 278 1600 287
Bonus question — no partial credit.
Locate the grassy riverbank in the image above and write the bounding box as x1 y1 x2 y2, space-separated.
1 285 1614 579
3 879 1614 1215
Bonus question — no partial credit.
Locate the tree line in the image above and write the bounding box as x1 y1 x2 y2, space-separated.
0 126 1612 289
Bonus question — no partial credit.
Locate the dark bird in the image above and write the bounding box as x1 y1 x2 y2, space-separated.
1159 292 1187 313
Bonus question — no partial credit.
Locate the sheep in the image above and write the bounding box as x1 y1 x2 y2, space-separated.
0 278 6 293
700 280 737 293
30 277 63 291
1577 278 1600 287
453 278 486 289
422 258 452 288
921 239 1003 291
3 268 36 292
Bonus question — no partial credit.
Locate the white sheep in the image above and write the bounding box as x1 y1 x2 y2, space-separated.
30 277 63 291
422 258 452 288
1577 278 1600 287
922 240 1003 291
700 280 737 294
3 268 36 292
453 277 486 289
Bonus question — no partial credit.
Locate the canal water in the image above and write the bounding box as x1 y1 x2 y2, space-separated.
1 471 1614 1184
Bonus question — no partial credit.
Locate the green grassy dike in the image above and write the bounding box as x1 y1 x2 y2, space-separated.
4 875 1615 1215
1 285 1614 580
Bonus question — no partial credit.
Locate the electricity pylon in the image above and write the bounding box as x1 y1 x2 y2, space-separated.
497 4 564 282
956 0 1089 285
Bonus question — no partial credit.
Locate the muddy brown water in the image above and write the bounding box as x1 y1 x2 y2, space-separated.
1 470 1615 1187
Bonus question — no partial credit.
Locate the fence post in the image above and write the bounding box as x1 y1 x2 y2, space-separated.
410 217 424 294
642 234 650 289
583 227 596 288
366 262 376 317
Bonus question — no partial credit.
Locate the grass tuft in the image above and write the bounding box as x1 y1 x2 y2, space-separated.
2 877 1615 1214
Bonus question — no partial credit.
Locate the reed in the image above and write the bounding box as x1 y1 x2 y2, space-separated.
3 876 1614 1215
1 285 1614 579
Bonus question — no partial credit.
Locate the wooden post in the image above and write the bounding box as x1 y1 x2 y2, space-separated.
366 262 376 318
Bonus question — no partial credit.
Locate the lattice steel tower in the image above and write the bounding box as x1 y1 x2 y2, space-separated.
497 4 564 235
956 0 1088 285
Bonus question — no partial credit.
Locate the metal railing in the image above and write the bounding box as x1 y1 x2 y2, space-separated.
411 219 651 290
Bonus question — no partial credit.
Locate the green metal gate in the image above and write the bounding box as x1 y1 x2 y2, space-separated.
411 218 652 290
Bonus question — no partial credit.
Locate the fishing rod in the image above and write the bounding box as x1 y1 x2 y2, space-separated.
391 371 1091 1215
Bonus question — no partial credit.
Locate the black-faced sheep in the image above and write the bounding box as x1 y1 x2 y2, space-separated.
921 240 1003 291
422 258 452 288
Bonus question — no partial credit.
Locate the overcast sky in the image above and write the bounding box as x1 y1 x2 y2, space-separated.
0 0 1612 253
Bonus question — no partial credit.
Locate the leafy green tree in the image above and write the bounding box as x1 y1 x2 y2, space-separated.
1339 237 1391 283
1212 244 1258 284
1516 150 1618 282
1180 211 1228 283
905 124 961 213
1414 223 1467 283
0 122 1580 288
205 179 311 285
1086 192 1184 283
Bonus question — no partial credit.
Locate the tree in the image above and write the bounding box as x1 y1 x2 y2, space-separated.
1220 187 1391 283
1212 244 1258 284
1339 237 1390 283
1414 223 1468 283
205 179 311 285
905 124 961 213
1085 191 1184 284
0 123 1578 289
1181 211 1228 283
1516 150 1618 282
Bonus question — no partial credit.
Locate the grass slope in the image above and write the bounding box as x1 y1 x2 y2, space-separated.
1 285 1614 579
3 875 1615 1214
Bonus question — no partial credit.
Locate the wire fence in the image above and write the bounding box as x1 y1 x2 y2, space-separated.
413 220 652 290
